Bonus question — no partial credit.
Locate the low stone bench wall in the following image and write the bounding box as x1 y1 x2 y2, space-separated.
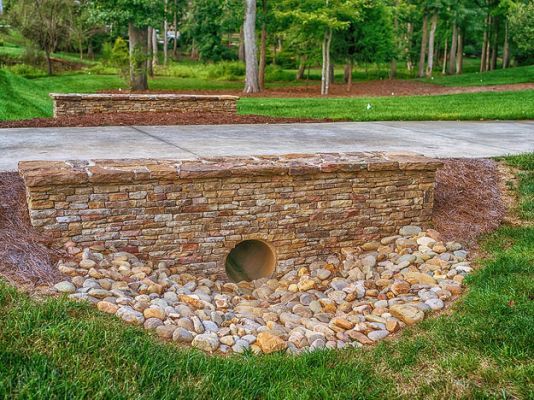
50 93 240 118
19 152 441 277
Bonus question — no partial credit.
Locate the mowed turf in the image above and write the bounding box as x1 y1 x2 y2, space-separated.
239 90 534 121
0 155 532 399
1 68 533 121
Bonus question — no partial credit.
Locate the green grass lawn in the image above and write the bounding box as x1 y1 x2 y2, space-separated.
0 155 532 399
1 68 533 121
239 90 534 121
423 65 534 87
0 70 244 120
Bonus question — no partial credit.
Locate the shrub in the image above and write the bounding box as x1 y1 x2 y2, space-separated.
101 42 113 66
86 64 119 75
21 43 44 67
6 63 46 78
205 61 245 80
111 37 129 78
265 65 294 82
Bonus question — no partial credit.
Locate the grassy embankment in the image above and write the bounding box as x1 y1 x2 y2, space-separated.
1 67 533 121
0 154 532 399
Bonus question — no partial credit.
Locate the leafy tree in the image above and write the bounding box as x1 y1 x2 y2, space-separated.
8 0 74 75
185 0 233 62
91 0 165 89
508 0 534 53
278 0 366 95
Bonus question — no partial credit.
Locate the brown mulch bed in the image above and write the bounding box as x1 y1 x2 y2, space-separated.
0 172 64 286
101 80 534 98
0 112 333 129
0 158 506 286
433 158 506 247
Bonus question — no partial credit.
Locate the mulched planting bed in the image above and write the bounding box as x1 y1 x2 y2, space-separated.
100 80 534 98
0 112 334 129
434 158 506 246
0 172 64 286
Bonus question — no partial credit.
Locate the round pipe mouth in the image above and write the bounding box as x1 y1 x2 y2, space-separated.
225 239 276 282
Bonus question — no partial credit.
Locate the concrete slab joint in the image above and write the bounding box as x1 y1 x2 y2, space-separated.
49 93 240 118
18 152 442 277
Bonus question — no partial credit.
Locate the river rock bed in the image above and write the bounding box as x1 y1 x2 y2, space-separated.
53 226 471 355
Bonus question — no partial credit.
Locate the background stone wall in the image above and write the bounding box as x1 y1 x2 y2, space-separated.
50 93 239 117
19 153 441 275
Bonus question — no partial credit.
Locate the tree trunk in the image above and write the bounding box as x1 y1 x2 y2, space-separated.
87 41 94 60
456 28 463 74
45 50 53 75
147 27 154 77
128 23 149 90
163 0 168 66
258 0 267 90
321 28 333 95
238 25 245 62
296 56 306 80
418 14 428 78
152 27 158 69
448 22 457 75
480 15 488 72
406 22 413 72
243 0 260 93
484 16 492 71
426 13 438 77
442 36 447 75
490 18 498 70
345 60 353 92
79 37 83 61
503 20 509 69
173 2 178 58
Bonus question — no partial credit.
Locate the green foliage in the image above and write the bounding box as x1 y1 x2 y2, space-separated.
508 1 534 53
5 63 46 78
185 0 235 62
8 0 73 71
100 41 113 66
334 0 394 64
91 0 164 29
110 37 129 77
205 61 245 80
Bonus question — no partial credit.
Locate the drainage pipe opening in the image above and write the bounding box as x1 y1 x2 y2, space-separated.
225 240 276 282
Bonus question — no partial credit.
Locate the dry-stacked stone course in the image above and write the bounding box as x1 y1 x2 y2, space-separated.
50 93 239 117
19 152 441 278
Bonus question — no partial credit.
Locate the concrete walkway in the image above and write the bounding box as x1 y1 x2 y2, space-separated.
1 121 532 171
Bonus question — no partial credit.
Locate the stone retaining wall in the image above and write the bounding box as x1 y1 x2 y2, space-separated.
50 93 239 118
19 152 441 275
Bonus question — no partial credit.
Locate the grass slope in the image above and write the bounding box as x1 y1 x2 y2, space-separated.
0 155 532 399
239 90 534 121
423 65 534 87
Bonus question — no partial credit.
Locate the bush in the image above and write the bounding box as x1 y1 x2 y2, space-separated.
205 61 245 81
101 42 113 66
86 64 119 75
21 44 44 67
265 65 295 82
5 63 46 78
157 64 200 78
110 37 129 78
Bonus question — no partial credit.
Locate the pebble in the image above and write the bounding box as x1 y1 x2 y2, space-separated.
52 226 469 354
192 333 219 352
54 281 76 294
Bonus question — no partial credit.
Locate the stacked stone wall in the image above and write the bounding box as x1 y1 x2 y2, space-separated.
50 93 239 117
19 153 441 275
